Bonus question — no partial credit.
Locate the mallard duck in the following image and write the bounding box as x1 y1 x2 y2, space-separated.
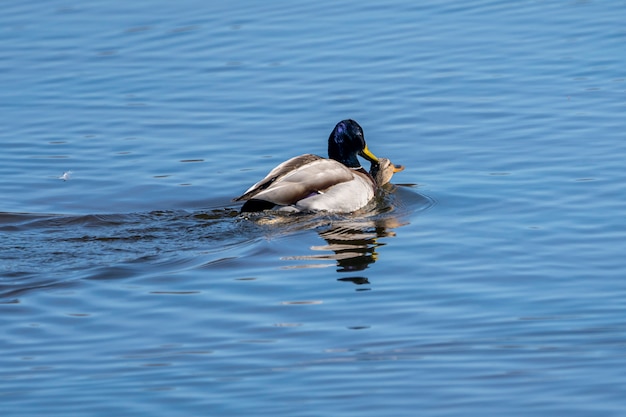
370 157 405 187
234 119 403 213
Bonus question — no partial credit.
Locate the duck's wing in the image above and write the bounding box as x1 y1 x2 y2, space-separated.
234 154 322 201
234 155 355 205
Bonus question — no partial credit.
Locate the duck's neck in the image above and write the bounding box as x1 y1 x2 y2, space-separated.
331 153 361 168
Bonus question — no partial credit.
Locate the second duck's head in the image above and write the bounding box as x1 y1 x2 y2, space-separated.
370 158 405 186
328 119 379 168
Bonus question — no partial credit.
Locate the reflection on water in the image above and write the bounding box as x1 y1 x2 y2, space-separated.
288 216 405 272
274 184 432 273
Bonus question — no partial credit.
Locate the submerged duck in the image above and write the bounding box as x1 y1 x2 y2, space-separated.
234 119 403 213
371 157 405 187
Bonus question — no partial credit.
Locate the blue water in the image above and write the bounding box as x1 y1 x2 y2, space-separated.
2 1 626 416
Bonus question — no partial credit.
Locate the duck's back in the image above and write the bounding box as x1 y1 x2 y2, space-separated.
234 154 375 212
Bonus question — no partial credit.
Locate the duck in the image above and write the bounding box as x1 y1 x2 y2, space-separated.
234 119 404 213
370 157 404 187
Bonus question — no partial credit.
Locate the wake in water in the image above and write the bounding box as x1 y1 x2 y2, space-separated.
0 185 433 301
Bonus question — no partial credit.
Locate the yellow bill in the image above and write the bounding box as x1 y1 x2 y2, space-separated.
359 145 379 163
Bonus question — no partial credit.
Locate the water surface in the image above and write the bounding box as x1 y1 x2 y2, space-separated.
2 1 626 416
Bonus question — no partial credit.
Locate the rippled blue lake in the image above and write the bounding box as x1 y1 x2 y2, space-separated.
2 1 626 416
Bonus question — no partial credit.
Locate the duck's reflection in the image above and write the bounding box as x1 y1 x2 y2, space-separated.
337 276 370 285
280 212 407 277
313 216 405 272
